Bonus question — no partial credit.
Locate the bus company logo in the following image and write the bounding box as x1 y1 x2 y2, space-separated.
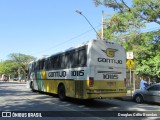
102 48 117 57
41 70 47 79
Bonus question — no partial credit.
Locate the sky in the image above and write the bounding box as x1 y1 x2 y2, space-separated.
0 0 159 61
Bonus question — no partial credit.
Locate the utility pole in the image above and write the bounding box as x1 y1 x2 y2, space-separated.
18 53 21 82
101 11 104 40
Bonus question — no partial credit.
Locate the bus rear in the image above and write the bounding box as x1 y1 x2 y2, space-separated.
84 40 127 99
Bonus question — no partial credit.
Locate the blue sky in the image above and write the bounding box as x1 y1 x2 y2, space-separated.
0 0 159 61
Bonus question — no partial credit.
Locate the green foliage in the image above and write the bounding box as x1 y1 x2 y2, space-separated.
93 0 160 81
121 30 160 80
134 31 160 80
0 53 36 79
0 60 18 75
9 53 36 74
133 0 160 24
94 0 160 24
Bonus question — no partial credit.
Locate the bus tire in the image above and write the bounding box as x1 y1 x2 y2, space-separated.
30 81 36 92
58 84 66 101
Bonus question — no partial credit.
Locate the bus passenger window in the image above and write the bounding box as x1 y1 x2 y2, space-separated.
65 53 71 68
71 51 78 67
78 48 87 66
60 55 65 69
45 58 52 70
39 59 45 70
50 56 55 69
53 56 60 69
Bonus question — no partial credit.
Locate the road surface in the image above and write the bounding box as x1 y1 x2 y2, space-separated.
0 81 159 120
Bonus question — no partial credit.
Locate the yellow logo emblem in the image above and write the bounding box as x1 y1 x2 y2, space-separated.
102 48 117 57
41 70 47 79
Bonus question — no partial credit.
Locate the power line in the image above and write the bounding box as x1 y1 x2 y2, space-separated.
34 24 101 56
33 25 159 57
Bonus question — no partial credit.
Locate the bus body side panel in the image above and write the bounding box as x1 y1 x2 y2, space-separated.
30 68 89 99
32 77 76 98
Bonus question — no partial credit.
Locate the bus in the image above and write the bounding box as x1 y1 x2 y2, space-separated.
27 40 127 100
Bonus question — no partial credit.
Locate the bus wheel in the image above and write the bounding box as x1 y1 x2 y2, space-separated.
30 81 35 92
58 84 66 101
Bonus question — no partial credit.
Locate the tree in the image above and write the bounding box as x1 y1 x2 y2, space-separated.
93 0 160 81
94 0 159 42
0 60 18 77
95 0 146 41
9 53 36 77
9 53 36 74
102 12 144 41
93 0 160 41
0 53 36 80
134 31 160 81
94 0 160 25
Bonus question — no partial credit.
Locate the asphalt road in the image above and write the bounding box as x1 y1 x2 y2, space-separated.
0 81 159 120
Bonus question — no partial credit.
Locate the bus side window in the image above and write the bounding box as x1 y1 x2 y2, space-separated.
36 61 40 71
65 52 71 68
60 54 65 69
31 63 34 72
49 58 52 70
45 58 51 70
44 59 48 70
50 56 54 70
34 61 38 72
71 50 78 68
78 48 87 66
42 59 45 70
34 62 36 71
42 59 46 70
39 59 45 70
43 60 46 70
53 56 60 69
